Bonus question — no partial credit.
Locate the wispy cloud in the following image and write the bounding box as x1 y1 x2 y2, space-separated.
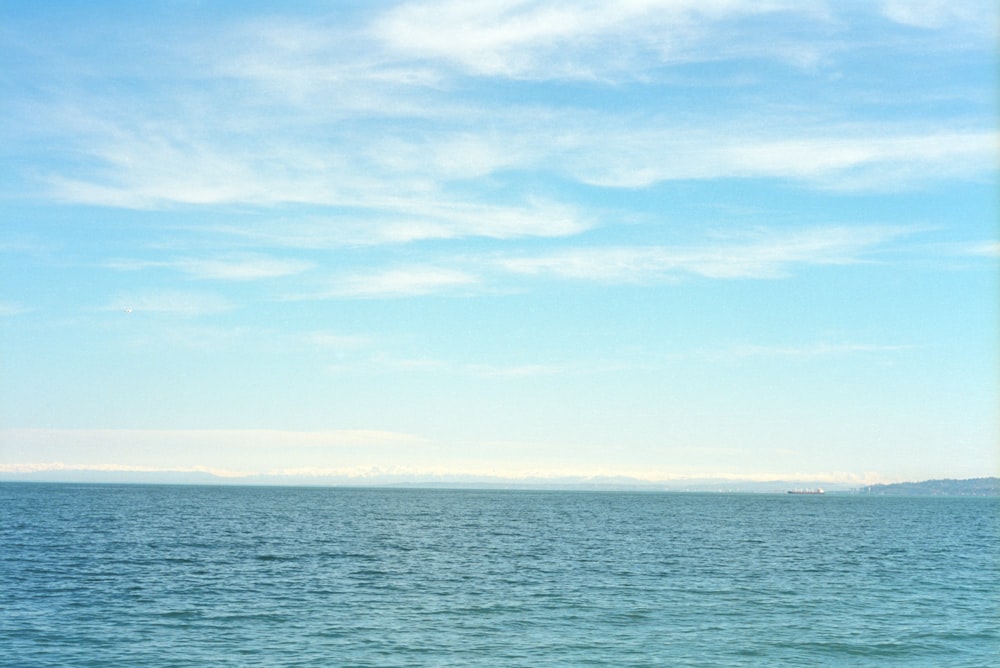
711 342 915 360
224 199 589 248
497 226 912 282
10 0 989 229
106 253 315 280
103 291 234 316
373 0 828 79
372 0 991 83
264 225 924 300
44 127 350 209
37 96 995 217
309 266 480 299
566 127 998 190
303 331 370 350
466 363 569 378
880 0 998 31
0 428 430 477
0 302 32 316
959 240 1000 257
173 255 314 280
0 428 427 453
0 462 251 478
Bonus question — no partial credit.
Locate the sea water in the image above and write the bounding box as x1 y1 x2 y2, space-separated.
1 484 997 666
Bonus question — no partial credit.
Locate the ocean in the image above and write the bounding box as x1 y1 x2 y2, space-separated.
1 484 997 666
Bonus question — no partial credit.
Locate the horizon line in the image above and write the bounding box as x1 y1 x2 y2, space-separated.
2 466 995 491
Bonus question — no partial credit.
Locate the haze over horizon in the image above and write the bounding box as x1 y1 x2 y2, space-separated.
2 1 997 485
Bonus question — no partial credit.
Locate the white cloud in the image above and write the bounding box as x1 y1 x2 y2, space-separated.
303 331 370 349
367 130 538 180
881 0 997 31
316 266 479 298
351 198 590 243
960 241 1000 257
36 96 592 243
13 0 990 228
0 428 429 477
46 131 345 209
201 198 588 249
264 225 922 302
466 362 568 378
0 461 252 479
174 255 315 281
373 0 826 79
0 302 31 316
497 226 911 282
404 198 590 240
104 290 234 316
569 128 998 190
48 119 993 210
714 342 915 359
0 428 427 453
106 254 315 280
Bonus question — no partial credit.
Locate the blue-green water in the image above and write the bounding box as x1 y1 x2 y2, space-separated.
1 484 997 666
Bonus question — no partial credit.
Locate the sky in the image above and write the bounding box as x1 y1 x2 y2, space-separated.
1 0 997 486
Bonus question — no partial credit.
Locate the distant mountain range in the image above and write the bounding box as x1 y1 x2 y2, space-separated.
858 477 999 497
2 469 998 495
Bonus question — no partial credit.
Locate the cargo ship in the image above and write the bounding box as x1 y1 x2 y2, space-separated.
787 488 824 495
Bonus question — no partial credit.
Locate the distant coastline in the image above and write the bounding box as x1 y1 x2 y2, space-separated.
858 477 999 497
1 469 998 494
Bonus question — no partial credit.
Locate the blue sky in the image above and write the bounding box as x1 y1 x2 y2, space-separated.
1 0 997 485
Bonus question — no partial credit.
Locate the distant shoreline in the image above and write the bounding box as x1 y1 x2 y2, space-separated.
857 477 999 497
1 472 997 495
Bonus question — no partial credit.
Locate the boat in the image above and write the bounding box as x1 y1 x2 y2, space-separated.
787 488 824 495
